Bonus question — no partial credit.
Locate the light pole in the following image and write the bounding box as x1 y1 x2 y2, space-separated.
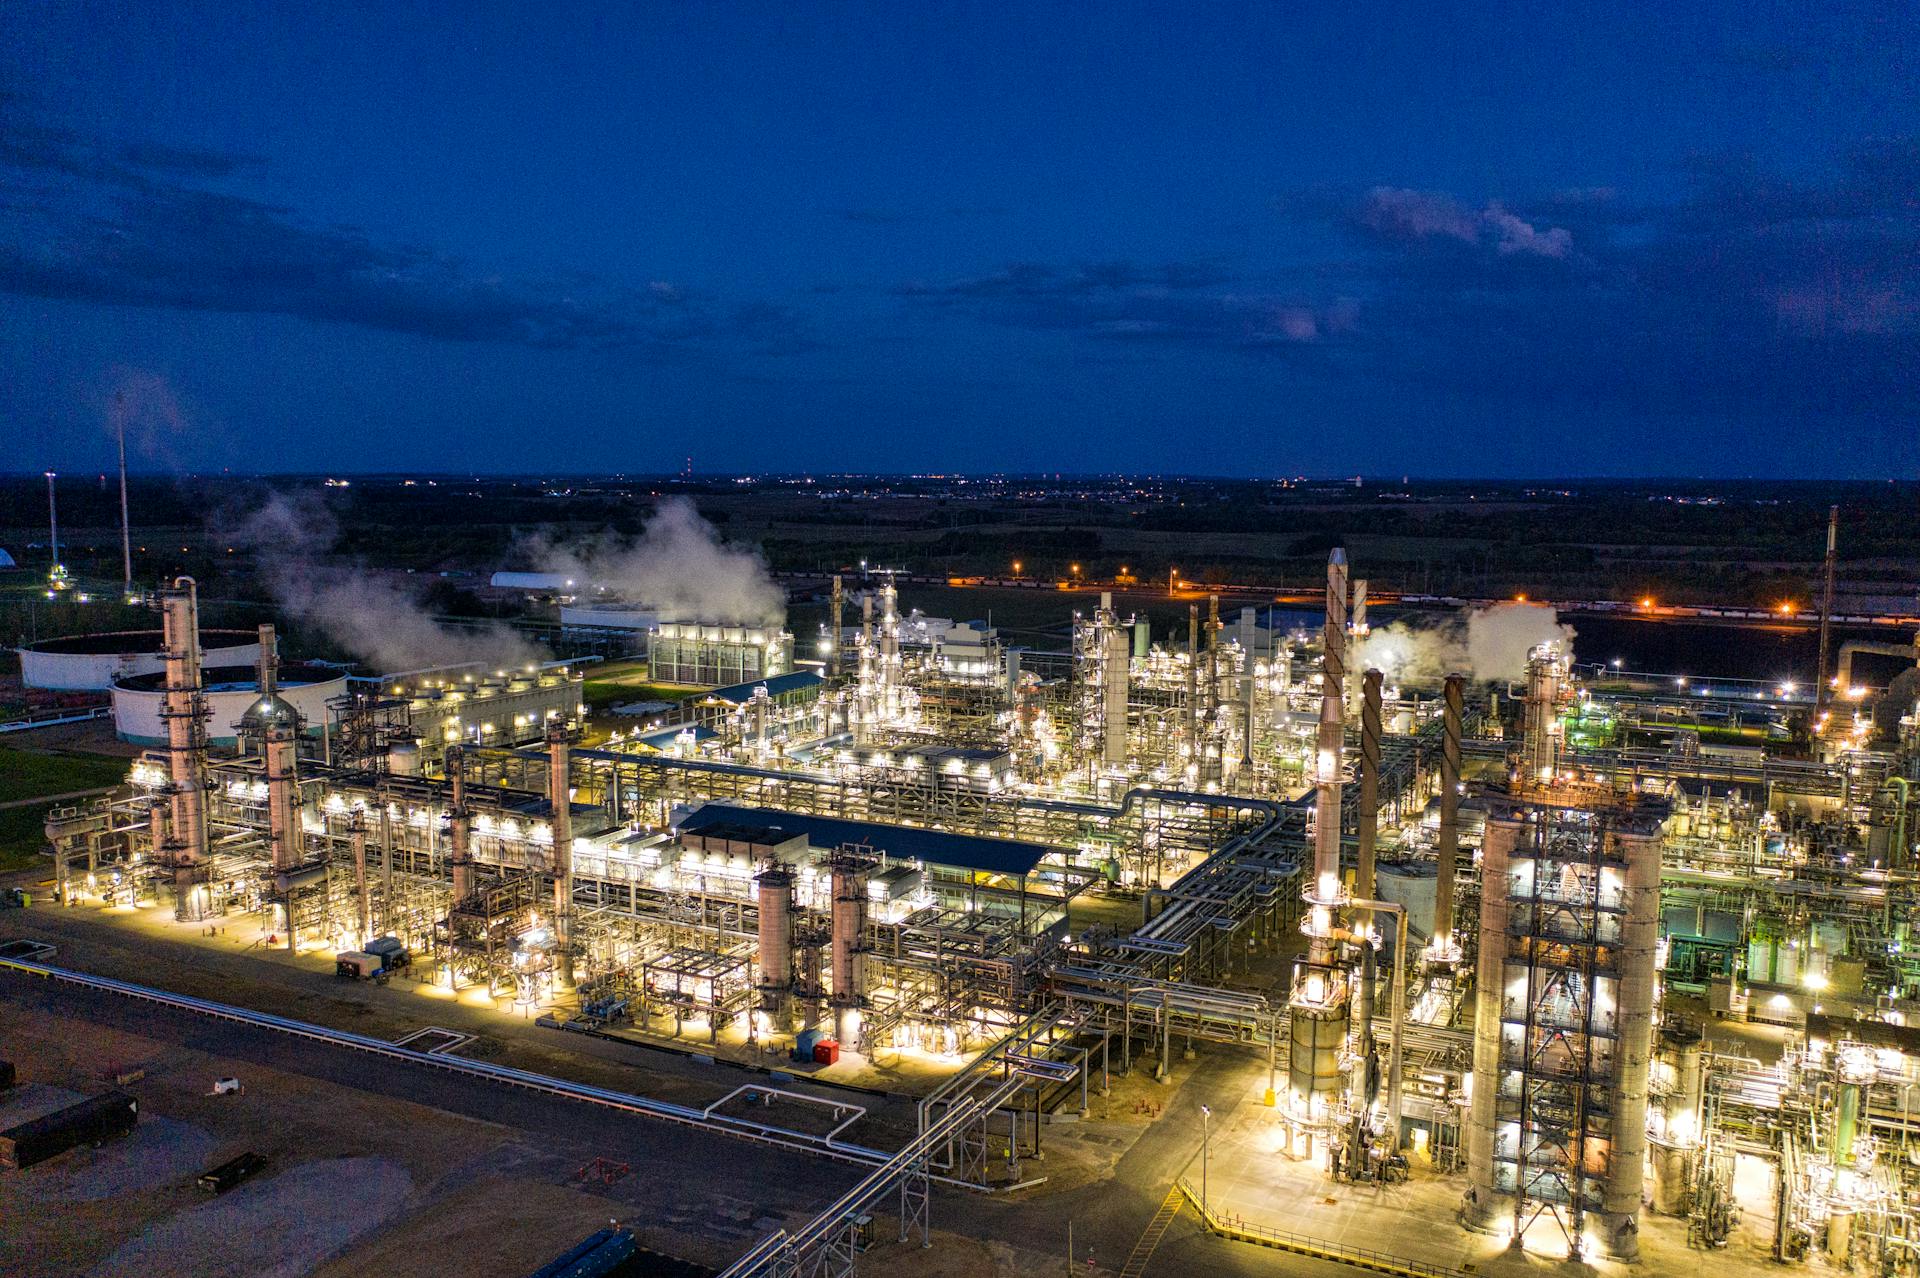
44 470 59 575
1201 1103 1211 1212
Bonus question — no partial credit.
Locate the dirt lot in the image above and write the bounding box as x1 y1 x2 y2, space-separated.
0 982 870 1277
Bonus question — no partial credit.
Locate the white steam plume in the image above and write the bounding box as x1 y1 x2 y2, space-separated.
231 493 545 674
520 497 785 627
1354 602 1575 685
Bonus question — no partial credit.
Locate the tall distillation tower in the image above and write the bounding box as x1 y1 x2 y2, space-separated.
1463 641 1662 1262
1289 550 1353 1138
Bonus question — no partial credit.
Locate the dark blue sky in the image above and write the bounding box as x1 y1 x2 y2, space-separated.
4 2 1915 476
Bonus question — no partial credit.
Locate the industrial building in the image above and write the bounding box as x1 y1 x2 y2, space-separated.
31 560 1920 1276
646 619 792 687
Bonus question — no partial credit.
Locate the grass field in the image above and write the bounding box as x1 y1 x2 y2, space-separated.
579 659 697 710
0 746 131 873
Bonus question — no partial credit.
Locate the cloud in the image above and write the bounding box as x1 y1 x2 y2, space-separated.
1358 188 1572 258
0 105 810 353
893 257 1351 351
1310 144 1919 420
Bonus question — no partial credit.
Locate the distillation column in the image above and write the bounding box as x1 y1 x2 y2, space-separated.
1433 673 1465 959
1650 1024 1705 1216
830 853 870 1045
756 864 796 1032
1463 812 1520 1233
1101 594 1130 768
1357 669 1382 902
349 808 372 946
156 577 209 917
1599 822 1661 1261
265 719 301 873
829 574 845 678
1290 549 1352 1127
548 719 575 986
1521 645 1565 782
447 748 473 904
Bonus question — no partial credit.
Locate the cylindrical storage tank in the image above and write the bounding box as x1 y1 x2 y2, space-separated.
756 866 795 1029
387 742 422 775
112 663 345 746
20 629 260 691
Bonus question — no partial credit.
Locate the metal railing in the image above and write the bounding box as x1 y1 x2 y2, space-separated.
1175 1178 1472 1278
0 956 893 1167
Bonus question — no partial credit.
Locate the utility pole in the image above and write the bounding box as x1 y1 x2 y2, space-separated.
116 390 133 594
1815 505 1839 714
1201 1103 1212 1211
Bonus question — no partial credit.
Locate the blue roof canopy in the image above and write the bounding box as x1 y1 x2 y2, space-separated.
705 671 825 705
677 802 1047 877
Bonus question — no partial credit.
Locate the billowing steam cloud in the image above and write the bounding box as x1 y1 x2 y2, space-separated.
1354 602 1575 685
232 494 545 674
521 497 785 627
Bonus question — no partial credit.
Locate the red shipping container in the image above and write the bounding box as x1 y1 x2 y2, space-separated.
813 1039 840 1065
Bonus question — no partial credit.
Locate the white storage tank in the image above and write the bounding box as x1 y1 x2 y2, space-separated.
19 629 262 692
111 662 347 746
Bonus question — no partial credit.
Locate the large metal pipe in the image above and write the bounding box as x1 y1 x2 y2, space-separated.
1357 669 1382 903
1434 673 1464 954
447 747 473 904
157 577 208 912
548 719 574 985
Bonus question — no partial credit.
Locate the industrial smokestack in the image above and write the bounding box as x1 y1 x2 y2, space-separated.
1357 669 1382 903
1434 673 1464 958
157 577 208 915
447 747 472 904
548 719 574 986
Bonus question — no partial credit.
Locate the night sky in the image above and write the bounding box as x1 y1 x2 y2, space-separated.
4 3 1916 477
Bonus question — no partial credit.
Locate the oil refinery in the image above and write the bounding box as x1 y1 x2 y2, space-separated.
13 552 1920 1277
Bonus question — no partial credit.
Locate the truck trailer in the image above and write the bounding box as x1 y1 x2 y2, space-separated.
0 1091 139 1170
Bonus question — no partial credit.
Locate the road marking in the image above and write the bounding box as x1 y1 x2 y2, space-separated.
1119 1184 1184 1277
